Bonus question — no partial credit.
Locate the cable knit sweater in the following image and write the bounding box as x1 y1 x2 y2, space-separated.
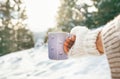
69 15 120 79
101 15 120 79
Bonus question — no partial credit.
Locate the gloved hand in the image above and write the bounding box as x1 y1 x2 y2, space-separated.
64 26 102 58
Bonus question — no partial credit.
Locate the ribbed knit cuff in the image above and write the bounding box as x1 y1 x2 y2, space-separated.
83 27 103 56
68 26 89 58
68 26 102 58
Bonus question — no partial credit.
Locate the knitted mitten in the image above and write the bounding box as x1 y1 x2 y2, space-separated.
101 15 120 79
68 26 102 58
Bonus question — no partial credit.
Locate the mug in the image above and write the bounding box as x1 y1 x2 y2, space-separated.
48 32 70 60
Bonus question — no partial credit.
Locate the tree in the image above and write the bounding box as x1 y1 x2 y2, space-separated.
56 0 120 31
0 0 34 56
56 0 83 32
78 0 120 28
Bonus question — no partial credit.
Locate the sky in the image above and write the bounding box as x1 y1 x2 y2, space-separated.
25 0 60 32
24 0 95 32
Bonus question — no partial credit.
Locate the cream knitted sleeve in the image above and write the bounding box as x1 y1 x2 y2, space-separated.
68 26 102 58
101 15 120 79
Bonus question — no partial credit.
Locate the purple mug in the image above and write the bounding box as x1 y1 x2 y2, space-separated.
48 32 69 60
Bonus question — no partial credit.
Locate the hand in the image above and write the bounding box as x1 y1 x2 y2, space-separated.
96 32 104 54
63 35 76 55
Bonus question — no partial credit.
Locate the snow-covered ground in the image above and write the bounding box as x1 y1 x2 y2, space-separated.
0 44 111 79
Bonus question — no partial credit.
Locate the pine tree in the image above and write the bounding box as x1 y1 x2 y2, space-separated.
79 0 120 28
56 0 82 32
0 0 34 56
56 0 120 30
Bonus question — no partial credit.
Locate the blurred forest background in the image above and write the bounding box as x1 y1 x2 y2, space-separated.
55 0 120 32
0 0 120 56
46 0 120 42
0 0 34 56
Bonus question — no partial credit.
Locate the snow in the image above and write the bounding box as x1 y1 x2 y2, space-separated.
0 44 111 79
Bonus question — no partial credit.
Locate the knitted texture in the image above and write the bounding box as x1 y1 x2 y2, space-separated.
83 27 102 55
68 26 102 58
68 26 89 57
101 15 120 79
